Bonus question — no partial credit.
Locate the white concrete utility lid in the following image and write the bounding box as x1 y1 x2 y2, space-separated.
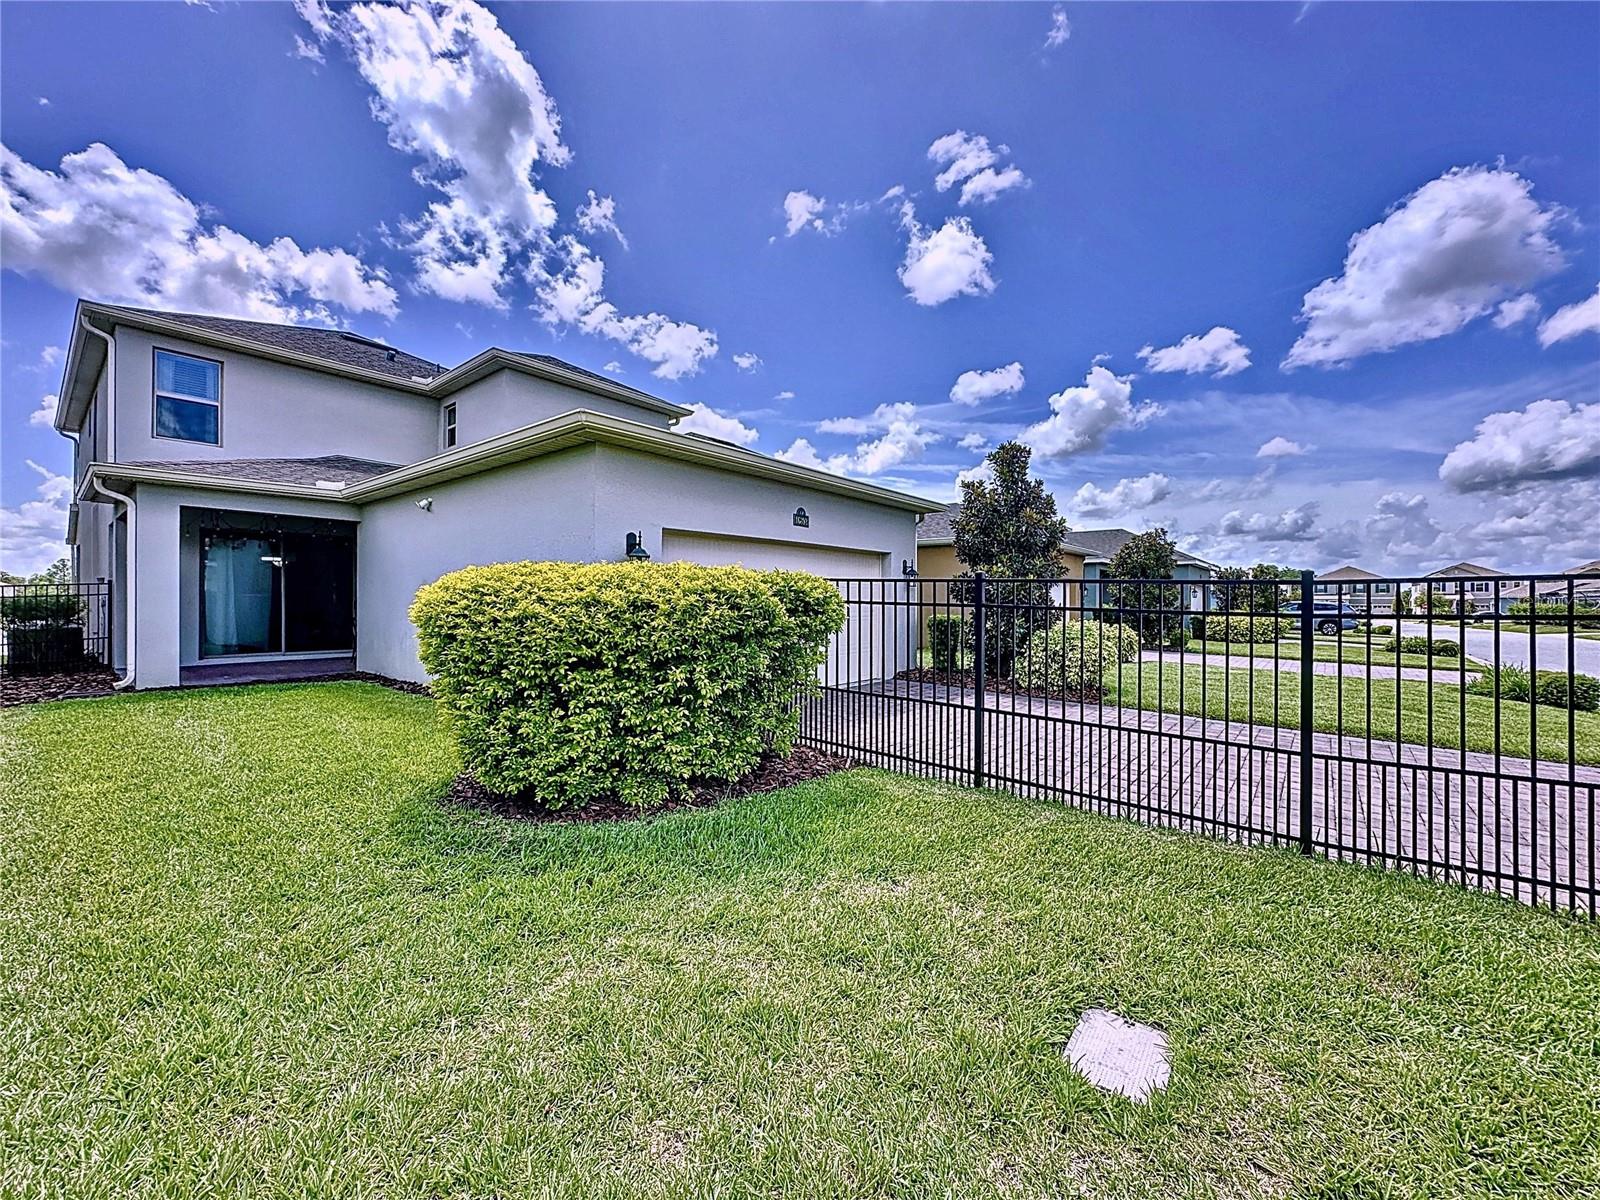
1062 1008 1171 1102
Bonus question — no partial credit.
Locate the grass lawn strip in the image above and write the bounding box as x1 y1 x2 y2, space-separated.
2 682 1597 1198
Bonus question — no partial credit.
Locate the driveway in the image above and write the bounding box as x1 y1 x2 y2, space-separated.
1400 621 1600 677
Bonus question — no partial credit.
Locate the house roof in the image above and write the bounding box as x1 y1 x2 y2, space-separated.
1316 564 1384 581
56 300 694 434
81 410 947 515
93 304 446 382
1424 561 1502 578
1565 559 1600 575
120 454 399 487
913 505 1215 568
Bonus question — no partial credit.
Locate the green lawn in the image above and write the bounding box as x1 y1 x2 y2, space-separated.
3 684 1598 1199
1468 623 1600 640
1188 638 1481 671
1104 661 1600 765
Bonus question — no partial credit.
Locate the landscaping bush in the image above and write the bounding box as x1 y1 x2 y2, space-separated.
1016 619 1141 695
1467 666 1599 712
927 613 968 670
410 561 846 810
1383 635 1460 658
1208 615 1292 644
1508 599 1600 628
0 588 86 672
1372 624 1394 635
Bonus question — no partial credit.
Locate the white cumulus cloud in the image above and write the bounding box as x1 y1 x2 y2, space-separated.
1218 502 1320 543
898 206 996 306
0 461 71 577
1069 473 1172 518
676 403 759 446
783 403 937 477
1021 365 1161 458
576 190 628 249
1538 285 1600 347
1492 293 1540 329
927 130 1029 206
1438 398 1600 492
959 166 1029 207
0 142 397 322
782 190 828 237
28 394 58 429
1283 166 1568 368
950 361 1024 406
1257 436 1311 459
1138 326 1251 377
732 352 762 372
1044 6 1071 49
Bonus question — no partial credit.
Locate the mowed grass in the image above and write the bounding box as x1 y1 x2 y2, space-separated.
1107 661 1600 765
1187 638 1481 671
3 684 1598 1199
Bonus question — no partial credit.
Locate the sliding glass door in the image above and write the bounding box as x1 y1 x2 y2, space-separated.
201 530 353 658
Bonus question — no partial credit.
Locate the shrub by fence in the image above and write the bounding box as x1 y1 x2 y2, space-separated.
927 614 968 671
1201 615 1292 644
1384 635 1461 658
410 561 845 810
1467 666 1600 712
1016 620 1141 695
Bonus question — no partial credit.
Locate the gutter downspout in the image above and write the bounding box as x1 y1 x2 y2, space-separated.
78 313 114 460
77 317 133 689
94 478 137 691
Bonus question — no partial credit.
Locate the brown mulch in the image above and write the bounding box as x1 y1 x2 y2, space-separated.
0 666 120 707
445 743 856 824
894 666 1101 703
316 671 432 696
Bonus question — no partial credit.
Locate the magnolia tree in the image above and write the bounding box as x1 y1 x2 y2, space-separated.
1101 528 1184 648
951 441 1069 678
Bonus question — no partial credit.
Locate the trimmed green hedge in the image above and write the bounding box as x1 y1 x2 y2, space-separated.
927 613 968 671
410 561 845 810
1016 619 1141 695
1384 635 1461 659
0 591 81 625
1206 615 1292 644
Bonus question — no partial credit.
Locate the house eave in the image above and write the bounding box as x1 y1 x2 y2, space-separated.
346 409 945 512
79 462 358 506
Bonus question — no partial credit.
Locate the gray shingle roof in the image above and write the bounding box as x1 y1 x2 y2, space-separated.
918 504 1214 568
100 305 447 382
124 454 399 486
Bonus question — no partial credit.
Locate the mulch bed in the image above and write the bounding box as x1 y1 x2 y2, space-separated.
445 743 856 824
316 671 432 696
894 666 1100 703
0 666 120 708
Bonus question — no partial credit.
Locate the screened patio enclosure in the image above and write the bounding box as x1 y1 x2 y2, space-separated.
192 511 356 661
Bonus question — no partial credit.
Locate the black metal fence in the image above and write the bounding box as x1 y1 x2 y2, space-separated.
797 571 1599 915
0 582 112 677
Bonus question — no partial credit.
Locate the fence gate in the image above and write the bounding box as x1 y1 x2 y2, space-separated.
796 572 1598 915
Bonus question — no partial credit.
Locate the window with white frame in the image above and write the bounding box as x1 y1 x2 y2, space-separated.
1471 580 1491 592
153 350 222 444
442 402 457 449
1375 582 1391 594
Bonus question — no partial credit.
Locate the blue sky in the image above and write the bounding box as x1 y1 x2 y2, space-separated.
3 1 1597 576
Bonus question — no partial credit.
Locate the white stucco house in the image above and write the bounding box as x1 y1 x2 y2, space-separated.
55 301 940 690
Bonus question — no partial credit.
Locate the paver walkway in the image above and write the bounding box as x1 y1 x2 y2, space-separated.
800 677 1596 913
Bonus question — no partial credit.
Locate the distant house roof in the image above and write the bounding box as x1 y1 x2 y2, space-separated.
1565 559 1600 575
1316 564 1384 582
915 505 1214 568
96 304 446 382
1424 561 1502 579
122 454 399 487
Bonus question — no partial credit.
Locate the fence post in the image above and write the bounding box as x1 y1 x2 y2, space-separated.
1297 569 1315 855
972 571 987 789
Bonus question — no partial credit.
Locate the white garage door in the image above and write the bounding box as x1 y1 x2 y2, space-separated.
661 530 887 578
661 531 901 686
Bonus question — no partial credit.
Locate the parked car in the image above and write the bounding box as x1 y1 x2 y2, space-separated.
1280 600 1364 636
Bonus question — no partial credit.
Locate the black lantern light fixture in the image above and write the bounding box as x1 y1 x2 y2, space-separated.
625 531 651 560
902 559 918 578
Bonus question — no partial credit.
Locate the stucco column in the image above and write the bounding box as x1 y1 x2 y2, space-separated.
132 488 182 690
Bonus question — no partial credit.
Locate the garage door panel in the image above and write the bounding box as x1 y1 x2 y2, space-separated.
660 531 905 686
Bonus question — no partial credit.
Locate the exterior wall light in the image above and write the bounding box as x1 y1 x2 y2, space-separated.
902 559 918 578
415 497 433 512
625 531 651 560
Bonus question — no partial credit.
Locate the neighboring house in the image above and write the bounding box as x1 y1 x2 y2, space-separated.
1496 559 1600 610
914 503 1094 606
913 507 1217 611
1314 564 1398 613
1418 561 1504 612
55 301 942 689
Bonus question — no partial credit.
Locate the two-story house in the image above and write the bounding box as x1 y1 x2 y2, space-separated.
1313 565 1397 613
55 301 940 690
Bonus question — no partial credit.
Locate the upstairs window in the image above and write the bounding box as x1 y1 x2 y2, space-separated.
442 402 458 449
154 350 221 444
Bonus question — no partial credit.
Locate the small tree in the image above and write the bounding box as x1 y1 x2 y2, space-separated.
29 558 71 585
1101 529 1182 648
951 442 1068 677
1216 562 1298 613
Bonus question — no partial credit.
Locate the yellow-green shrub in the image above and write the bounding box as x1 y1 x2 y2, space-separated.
409 561 845 810
1016 619 1141 695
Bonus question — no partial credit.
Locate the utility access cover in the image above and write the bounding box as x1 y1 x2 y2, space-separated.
1063 1009 1171 1102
